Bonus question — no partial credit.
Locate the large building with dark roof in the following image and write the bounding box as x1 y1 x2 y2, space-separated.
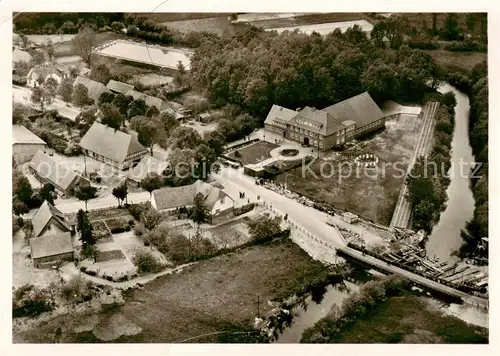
79 122 149 170
264 92 386 151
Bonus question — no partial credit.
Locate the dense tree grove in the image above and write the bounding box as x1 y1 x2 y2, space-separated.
190 26 441 119
459 61 488 261
407 93 456 233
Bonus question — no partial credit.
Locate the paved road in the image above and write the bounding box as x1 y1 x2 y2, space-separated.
55 191 151 214
13 85 80 121
390 101 440 228
215 167 346 247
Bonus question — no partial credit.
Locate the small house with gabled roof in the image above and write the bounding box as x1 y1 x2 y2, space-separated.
79 122 148 170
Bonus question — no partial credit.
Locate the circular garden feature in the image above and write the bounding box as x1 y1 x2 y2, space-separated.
354 153 379 168
280 148 299 157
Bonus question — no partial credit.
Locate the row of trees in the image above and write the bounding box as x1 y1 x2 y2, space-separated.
191 26 441 119
459 61 488 260
407 92 456 233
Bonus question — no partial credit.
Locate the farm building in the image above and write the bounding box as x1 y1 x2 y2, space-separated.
79 122 148 170
127 155 169 187
106 79 134 94
151 180 235 223
73 76 111 104
93 40 192 76
29 150 90 196
12 125 47 165
264 92 386 151
31 200 73 238
26 63 68 88
125 89 168 111
30 232 74 268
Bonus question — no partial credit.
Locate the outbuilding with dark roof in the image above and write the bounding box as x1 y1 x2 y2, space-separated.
30 232 74 268
29 151 90 196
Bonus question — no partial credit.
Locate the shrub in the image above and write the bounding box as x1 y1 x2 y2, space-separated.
12 285 55 318
134 223 148 236
133 251 164 274
105 216 132 233
444 40 487 52
61 276 92 302
128 203 146 221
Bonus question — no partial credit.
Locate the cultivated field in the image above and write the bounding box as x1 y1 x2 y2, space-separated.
423 50 487 74
13 238 330 343
274 114 424 225
250 13 373 30
226 141 280 165
161 17 234 36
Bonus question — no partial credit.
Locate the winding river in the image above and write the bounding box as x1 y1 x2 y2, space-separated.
425 83 476 262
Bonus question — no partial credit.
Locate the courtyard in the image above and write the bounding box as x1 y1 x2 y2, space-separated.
226 140 280 165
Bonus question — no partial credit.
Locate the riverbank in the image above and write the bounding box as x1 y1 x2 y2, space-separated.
425 84 476 262
300 275 488 343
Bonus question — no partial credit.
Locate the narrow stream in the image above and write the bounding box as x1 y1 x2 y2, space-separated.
426 83 476 262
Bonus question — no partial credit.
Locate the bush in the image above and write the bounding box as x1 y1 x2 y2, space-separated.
12 285 55 318
127 203 146 221
133 251 164 274
407 37 440 50
105 216 133 233
61 276 92 302
134 223 148 236
444 40 487 52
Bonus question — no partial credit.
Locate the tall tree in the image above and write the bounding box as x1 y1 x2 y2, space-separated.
72 83 90 111
30 85 53 111
39 183 55 205
58 77 74 104
71 27 96 66
127 99 147 119
90 63 112 84
190 193 209 226
140 173 163 197
75 185 97 211
44 77 59 103
100 103 124 129
159 111 180 136
130 116 165 155
46 39 55 61
76 209 97 260
112 182 128 207
443 13 461 40
112 93 134 116
98 92 116 107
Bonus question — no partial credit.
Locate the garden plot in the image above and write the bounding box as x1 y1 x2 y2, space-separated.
160 16 233 36
226 141 280 165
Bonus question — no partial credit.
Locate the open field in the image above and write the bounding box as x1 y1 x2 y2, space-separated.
423 50 487 74
250 13 373 30
274 114 423 225
13 238 330 343
52 32 122 58
330 295 488 343
399 13 485 37
161 17 234 36
141 13 232 23
226 141 280 165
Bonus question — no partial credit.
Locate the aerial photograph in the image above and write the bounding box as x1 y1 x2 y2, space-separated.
11 12 488 344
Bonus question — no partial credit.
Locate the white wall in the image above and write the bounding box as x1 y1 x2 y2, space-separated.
211 196 234 215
